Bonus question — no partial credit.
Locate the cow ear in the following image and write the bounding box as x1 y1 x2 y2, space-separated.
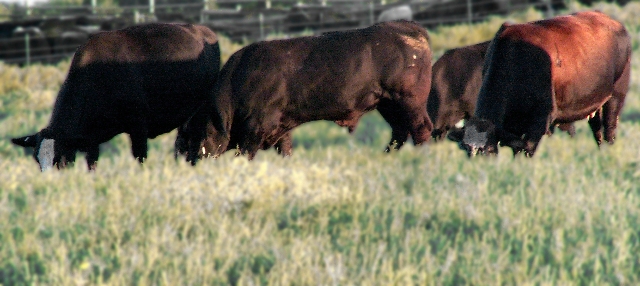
11 135 38 148
447 127 464 142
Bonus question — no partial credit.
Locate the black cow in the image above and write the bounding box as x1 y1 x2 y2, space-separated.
180 20 433 164
448 11 631 157
429 40 575 141
11 23 220 171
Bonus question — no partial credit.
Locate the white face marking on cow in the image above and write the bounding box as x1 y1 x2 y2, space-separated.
37 138 55 172
463 126 488 148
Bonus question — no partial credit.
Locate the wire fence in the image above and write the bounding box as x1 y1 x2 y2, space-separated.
0 0 568 65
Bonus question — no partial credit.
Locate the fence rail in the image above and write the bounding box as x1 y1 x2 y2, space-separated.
1 0 568 65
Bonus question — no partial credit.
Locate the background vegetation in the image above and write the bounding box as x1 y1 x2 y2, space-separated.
2 2 640 284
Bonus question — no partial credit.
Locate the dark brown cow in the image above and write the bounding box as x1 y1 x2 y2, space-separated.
429 40 575 141
428 41 490 141
448 11 631 157
11 23 220 171
181 20 433 164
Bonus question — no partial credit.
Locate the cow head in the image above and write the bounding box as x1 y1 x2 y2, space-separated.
174 119 225 165
447 117 499 157
11 129 72 171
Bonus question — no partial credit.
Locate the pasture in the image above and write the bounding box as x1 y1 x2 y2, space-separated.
2 2 640 284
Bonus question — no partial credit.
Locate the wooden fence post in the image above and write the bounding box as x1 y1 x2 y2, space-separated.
467 0 472 24
259 13 264 40
25 0 32 16
369 1 374 25
25 33 30 66
545 0 553 17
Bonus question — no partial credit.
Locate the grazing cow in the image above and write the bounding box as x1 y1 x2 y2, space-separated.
181 20 433 164
11 23 220 171
429 40 575 141
448 11 631 157
428 41 490 141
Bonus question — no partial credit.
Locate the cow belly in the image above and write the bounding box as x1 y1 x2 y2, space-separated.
555 93 612 122
145 90 206 138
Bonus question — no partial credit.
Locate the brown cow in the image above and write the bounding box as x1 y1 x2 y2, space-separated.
11 23 220 171
181 20 433 164
429 40 575 141
428 41 490 141
448 11 631 157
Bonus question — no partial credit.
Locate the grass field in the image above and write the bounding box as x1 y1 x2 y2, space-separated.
2 2 640 285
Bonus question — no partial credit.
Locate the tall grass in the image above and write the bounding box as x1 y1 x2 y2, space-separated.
2 2 640 284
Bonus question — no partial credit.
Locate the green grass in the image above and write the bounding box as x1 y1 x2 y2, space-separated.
3 122 640 284
2 2 640 284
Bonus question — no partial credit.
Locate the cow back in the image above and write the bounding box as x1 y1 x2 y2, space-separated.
48 23 220 143
73 23 218 67
215 20 431 126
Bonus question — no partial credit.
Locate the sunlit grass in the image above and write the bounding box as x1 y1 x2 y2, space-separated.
3 122 640 284
2 2 640 284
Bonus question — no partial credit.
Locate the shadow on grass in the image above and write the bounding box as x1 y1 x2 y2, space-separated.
622 112 640 122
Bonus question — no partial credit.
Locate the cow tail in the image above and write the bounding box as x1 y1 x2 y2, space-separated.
482 22 511 77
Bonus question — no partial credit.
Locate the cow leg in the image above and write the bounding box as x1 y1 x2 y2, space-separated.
274 132 293 157
174 124 188 160
239 121 265 161
377 99 409 152
392 96 433 147
430 114 447 141
53 142 75 170
604 59 631 145
129 124 149 164
587 109 603 147
547 124 556 136
86 145 99 171
602 98 622 145
131 135 148 164
522 117 549 157
558 123 576 137
432 110 460 141
242 136 262 161
61 151 77 168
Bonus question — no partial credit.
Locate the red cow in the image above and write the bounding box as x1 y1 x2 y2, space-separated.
448 11 631 157
429 40 575 141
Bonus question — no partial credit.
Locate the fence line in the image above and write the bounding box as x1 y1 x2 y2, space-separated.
1 0 564 65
